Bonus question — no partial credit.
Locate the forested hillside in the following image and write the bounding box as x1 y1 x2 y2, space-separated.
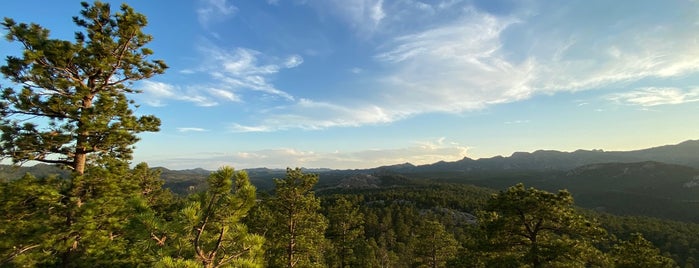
1 2 697 267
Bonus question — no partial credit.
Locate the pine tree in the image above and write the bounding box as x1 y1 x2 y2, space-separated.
477 184 608 267
0 2 166 266
412 220 460 268
610 233 677 268
0 1 166 175
0 173 64 266
161 167 264 268
266 168 328 268
325 197 365 267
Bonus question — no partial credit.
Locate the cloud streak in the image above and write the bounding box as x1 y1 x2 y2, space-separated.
143 138 469 170
140 43 303 107
319 0 386 35
202 46 299 101
228 0 699 132
138 81 234 107
197 0 237 27
607 87 699 107
177 127 209 132
230 98 407 132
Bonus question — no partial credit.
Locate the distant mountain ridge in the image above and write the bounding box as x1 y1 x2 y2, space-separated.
380 140 699 174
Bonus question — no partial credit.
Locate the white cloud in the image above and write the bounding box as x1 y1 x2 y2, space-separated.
370 0 386 25
304 1 699 128
284 55 304 68
230 98 408 132
139 81 223 107
146 43 302 107
144 138 469 170
504 120 530 125
197 0 238 27
607 87 699 107
374 8 535 114
209 88 240 102
305 0 386 36
202 46 298 101
177 127 209 132
161 1 699 133
229 123 274 133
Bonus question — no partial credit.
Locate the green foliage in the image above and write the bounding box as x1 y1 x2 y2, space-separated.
324 196 365 267
610 233 677 268
1 1 165 174
412 220 460 268
160 167 264 268
263 168 328 268
596 213 699 267
476 183 608 267
0 2 169 265
0 162 173 267
0 173 64 266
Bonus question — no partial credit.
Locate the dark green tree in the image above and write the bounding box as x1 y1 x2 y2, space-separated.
0 161 170 267
610 233 677 268
0 173 64 266
325 197 365 267
0 1 166 175
477 184 608 267
412 220 460 268
158 167 264 268
0 2 166 266
266 168 328 268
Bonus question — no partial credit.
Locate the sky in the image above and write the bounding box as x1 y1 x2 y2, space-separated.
2 0 699 170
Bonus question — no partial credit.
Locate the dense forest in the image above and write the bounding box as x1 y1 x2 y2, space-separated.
0 2 696 267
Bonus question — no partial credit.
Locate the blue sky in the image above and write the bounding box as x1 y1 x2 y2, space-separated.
3 0 699 170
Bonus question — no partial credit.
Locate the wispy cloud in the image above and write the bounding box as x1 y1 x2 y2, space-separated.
229 124 273 133
374 7 535 114
139 81 225 107
141 43 302 107
607 87 699 106
144 138 469 170
230 98 408 132
505 120 530 125
179 0 699 133
177 127 209 132
197 0 237 27
290 1 699 129
203 46 299 101
305 0 386 36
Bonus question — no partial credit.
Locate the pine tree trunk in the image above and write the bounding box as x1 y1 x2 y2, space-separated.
74 94 93 175
74 153 86 175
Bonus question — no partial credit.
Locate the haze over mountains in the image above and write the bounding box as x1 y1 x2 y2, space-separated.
3 140 699 222
152 139 699 223
378 139 699 172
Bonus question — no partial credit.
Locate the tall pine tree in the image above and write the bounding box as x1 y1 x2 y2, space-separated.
265 168 328 268
0 2 166 266
0 1 165 175
159 167 264 268
477 184 608 267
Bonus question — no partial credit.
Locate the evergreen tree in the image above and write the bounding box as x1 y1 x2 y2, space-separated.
477 184 608 267
325 197 365 267
266 168 328 268
0 1 166 175
610 233 677 268
0 173 64 266
0 2 166 266
161 167 264 268
412 220 460 268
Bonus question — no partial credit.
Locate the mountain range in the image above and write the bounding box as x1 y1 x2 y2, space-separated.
3 140 699 222
375 139 699 173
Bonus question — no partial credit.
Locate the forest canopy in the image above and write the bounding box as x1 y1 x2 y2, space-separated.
0 2 691 267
